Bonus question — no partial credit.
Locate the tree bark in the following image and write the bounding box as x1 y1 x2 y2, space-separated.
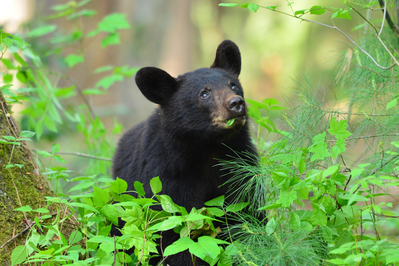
0 92 52 265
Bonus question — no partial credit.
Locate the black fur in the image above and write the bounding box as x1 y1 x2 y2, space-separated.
112 40 257 265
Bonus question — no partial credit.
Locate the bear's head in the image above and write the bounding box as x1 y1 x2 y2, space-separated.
135 40 248 140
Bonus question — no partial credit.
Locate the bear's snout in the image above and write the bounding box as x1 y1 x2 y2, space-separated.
227 96 246 117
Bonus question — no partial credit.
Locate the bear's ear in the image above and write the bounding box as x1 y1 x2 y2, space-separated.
135 67 178 105
210 40 241 77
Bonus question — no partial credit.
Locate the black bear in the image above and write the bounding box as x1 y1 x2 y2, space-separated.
112 40 257 265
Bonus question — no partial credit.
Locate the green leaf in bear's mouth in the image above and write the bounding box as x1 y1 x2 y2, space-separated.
226 118 235 126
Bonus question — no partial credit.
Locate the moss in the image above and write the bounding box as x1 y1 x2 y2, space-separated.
0 94 52 265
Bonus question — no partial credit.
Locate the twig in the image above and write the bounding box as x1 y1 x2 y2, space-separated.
0 223 31 249
378 0 399 38
31 149 112 161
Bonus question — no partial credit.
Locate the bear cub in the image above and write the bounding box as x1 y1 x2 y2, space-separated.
112 40 257 265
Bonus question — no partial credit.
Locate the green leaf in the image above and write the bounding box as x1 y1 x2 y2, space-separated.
310 203 327 226
53 154 66 164
134 181 145 196
206 207 225 217
11 245 28 265
100 204 119 225
95 74 124 89
68 9 97 20
26 25 57 38
3 73 13 83
205 195 224 207
322 165 340 178
295 9 307 16
16 71 27 84
386 98 397 110
69 230 83 245
94 65 114 73
226 202 249 212
226 118 235 127
189 236 224 261
339 194 369 205
310 6 325 15
266 5 281 10
98 13 130 33
14 205 33 212
328 117 352 139
51 143 60 154
148 216 183 231
239 3 260 13
83 88 106 95
150 176 162 195
164 237 194 256
276 190 297 207
289 212 301 230
93 186 110 207
2 58 15 69
218 3 238 7
110 177 128 194
19 131 35 138
64 54 84 68
157 194 181 213
101 33 120 48
298 159 306 174
309 132 331 161
335 9 352 20
266 217 277 234
331 138 346 158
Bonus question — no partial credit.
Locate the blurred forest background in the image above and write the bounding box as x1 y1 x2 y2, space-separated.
0 0 358 183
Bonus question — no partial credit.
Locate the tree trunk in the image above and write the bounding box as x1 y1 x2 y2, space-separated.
0 92 52 265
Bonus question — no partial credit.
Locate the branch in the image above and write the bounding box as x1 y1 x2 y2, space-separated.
32 149 112 161
378 0 399 38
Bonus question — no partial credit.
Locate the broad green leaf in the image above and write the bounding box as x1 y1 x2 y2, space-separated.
14 205 33 212
328 117 352 139
205 195 224 207
110 177 128 194
189 236 224 261
331 138 346 158
16 71 27 83
101 33 120 48
95 74 124 89
206 207 225 217
295 9 307 16
322 165 340 178
64 54 84 68
134 181 145 196
266 217 276 234
310 203 327 226
289 212 301 230
3 73 13 83
69 202 99 213
100 204 119 225
164 237 194 256
68 9 97 20
11 245 28 265
98 13 130 33
226 202 249 212
1 58 15 69
150 176 162 195
298 159 306 174
240 3 260 13
226 118 235 127
82 88 106 95
53 154 66 164
19 131 35 138
310 6 325 15
69 230 83 245
148 216 183 231
276 190 297 207
26 25 57 38
93 186 110 207
157 194 181 213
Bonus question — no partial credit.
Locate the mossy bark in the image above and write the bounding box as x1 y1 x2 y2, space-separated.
0 92 52 265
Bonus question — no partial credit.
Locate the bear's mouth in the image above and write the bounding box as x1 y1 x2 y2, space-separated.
213 115 247 129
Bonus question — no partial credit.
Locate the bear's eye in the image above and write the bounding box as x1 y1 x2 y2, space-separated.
231 85 239 93
200 90 210 99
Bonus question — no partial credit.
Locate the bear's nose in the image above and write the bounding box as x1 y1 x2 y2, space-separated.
227 96 245 116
